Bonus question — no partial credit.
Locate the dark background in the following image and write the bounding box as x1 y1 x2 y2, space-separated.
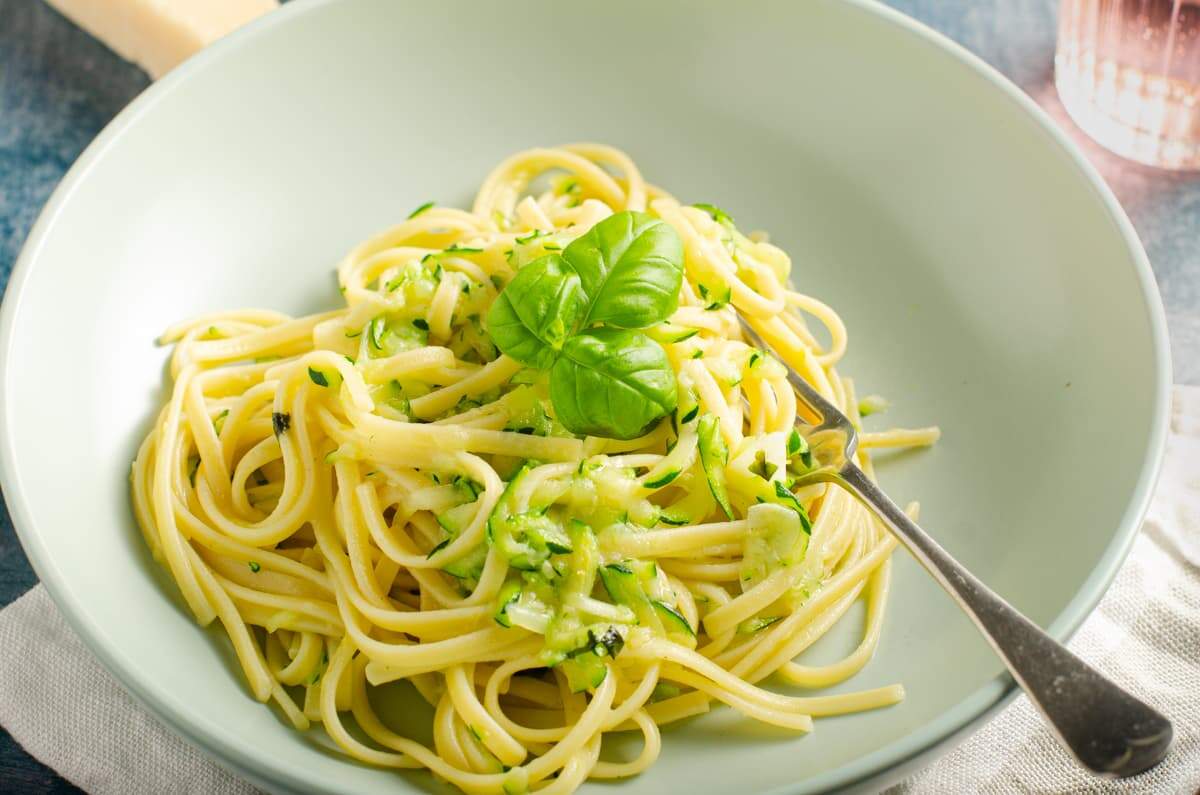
1 0 1197 791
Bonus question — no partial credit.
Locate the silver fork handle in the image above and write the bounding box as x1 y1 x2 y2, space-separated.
837 463 1173 778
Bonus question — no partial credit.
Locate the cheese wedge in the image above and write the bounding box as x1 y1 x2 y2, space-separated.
44 0 279 79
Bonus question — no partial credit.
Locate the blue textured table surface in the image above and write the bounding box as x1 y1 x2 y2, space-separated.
1 0 1197 791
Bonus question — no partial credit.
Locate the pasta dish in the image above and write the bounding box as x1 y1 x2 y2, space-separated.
131 144 939 794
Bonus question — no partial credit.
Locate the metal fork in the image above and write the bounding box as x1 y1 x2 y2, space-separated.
737 315 1172 779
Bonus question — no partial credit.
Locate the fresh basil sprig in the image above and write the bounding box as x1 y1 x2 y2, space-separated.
487 211 684 440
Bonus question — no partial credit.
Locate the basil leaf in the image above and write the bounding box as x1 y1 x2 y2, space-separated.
549 328 677 440
562 211 684 329
486 254 586 369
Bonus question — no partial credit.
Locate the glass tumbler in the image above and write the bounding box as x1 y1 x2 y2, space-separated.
1057 0 1200 169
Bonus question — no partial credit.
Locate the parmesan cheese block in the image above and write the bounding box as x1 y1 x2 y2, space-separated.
44 0 279 79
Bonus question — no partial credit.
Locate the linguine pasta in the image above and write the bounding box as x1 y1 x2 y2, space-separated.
131 144 939 794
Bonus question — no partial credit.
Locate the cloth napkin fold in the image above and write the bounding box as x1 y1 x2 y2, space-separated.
2 389 1198 795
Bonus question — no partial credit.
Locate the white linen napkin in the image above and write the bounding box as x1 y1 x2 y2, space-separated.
0 582 256 794
2 388 1198 795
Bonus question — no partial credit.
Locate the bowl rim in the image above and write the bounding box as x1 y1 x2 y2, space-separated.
0 0 1172 793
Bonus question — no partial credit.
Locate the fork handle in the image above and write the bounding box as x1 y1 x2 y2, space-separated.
838 463 1172 778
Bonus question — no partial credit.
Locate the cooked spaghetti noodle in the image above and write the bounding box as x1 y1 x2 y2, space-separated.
131 144 939 794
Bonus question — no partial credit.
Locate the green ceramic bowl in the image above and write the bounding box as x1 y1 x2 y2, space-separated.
0 0 1170 792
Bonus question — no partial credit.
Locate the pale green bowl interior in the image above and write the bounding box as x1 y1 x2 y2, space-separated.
0 0 1169 793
